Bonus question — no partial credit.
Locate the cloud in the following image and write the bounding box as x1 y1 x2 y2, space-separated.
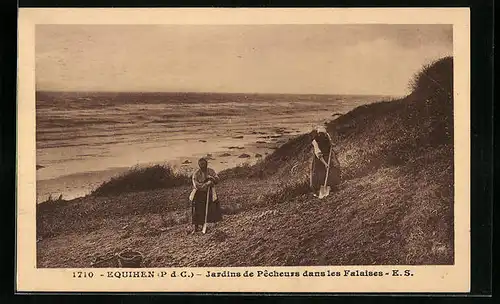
36 24 453 95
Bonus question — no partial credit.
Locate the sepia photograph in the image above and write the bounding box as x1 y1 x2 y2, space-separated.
17 8 471 293
35 23 455 268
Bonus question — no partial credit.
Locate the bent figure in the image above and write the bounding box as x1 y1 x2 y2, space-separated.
309 125 341 196
188 158 223 233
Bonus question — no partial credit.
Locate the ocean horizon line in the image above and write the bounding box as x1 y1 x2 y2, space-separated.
36 90 401 98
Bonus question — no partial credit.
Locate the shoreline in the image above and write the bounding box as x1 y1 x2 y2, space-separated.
36 130 302 203
35 93 381 203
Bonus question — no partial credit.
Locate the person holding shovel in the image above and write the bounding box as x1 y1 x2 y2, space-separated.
188 157 223 234
309 125 341 198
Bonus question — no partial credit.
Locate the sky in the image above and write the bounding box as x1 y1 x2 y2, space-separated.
35 24 453 96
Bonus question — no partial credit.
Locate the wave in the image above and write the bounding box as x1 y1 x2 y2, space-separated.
35 93 383 184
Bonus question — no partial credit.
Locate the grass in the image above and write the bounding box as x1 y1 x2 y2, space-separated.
408 56 453 102
36 56 455 267
218 162 255 180
91 164 190 196
260 179 311 206
39 194 66 205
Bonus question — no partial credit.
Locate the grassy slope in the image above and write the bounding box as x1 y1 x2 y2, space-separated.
37 57 454 267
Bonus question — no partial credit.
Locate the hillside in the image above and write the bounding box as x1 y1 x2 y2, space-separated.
37 57 454 267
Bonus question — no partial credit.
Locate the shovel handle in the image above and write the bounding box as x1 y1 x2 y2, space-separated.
323 147 332 187
202 187 211 233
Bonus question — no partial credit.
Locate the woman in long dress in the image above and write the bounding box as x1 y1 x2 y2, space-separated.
309 126 341 196
188 158 223 233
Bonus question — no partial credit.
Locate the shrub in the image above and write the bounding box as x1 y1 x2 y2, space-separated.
408 56 453 103
92 164 190 196
218 162 254 180
39 194 65 205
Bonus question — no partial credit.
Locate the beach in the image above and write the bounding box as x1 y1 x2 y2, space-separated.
36 92 384 202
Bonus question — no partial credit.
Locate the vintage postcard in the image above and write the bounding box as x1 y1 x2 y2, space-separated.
17 8 471 293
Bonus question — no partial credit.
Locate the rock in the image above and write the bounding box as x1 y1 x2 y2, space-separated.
182 160 192 164
255 153 262 158
232 135 244 139
219 152 231 157
36 165 44 170
238 153 251 158
256 141 267 144
199 139 207 142
274 128 286 133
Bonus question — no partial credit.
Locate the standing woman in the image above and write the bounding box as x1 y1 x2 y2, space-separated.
309 125 341 196
188 158 223 234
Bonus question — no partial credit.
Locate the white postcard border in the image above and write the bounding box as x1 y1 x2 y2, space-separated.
17 8 471 293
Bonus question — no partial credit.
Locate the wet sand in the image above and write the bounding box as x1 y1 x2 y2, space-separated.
36 128 300 202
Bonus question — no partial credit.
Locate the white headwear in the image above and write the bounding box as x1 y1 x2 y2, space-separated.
315 125 327 134
312 125 333 143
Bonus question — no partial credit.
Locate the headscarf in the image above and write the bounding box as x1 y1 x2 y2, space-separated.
315 125 328 134
312 125 333 145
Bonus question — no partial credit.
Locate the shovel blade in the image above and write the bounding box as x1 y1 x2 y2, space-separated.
318 186 331 199
202 224 207 234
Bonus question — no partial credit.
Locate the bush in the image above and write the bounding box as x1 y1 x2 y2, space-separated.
39 194 65 205
92 164 190 196
218 162 254 180
408 56 453 103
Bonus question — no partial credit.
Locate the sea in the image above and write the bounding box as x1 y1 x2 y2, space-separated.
36 92 386 202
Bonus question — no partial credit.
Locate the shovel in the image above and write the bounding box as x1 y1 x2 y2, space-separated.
318 147 333 199
202 186 211 234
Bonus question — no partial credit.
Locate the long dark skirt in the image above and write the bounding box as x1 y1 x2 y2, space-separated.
191 189 223 225
310 156 341 193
